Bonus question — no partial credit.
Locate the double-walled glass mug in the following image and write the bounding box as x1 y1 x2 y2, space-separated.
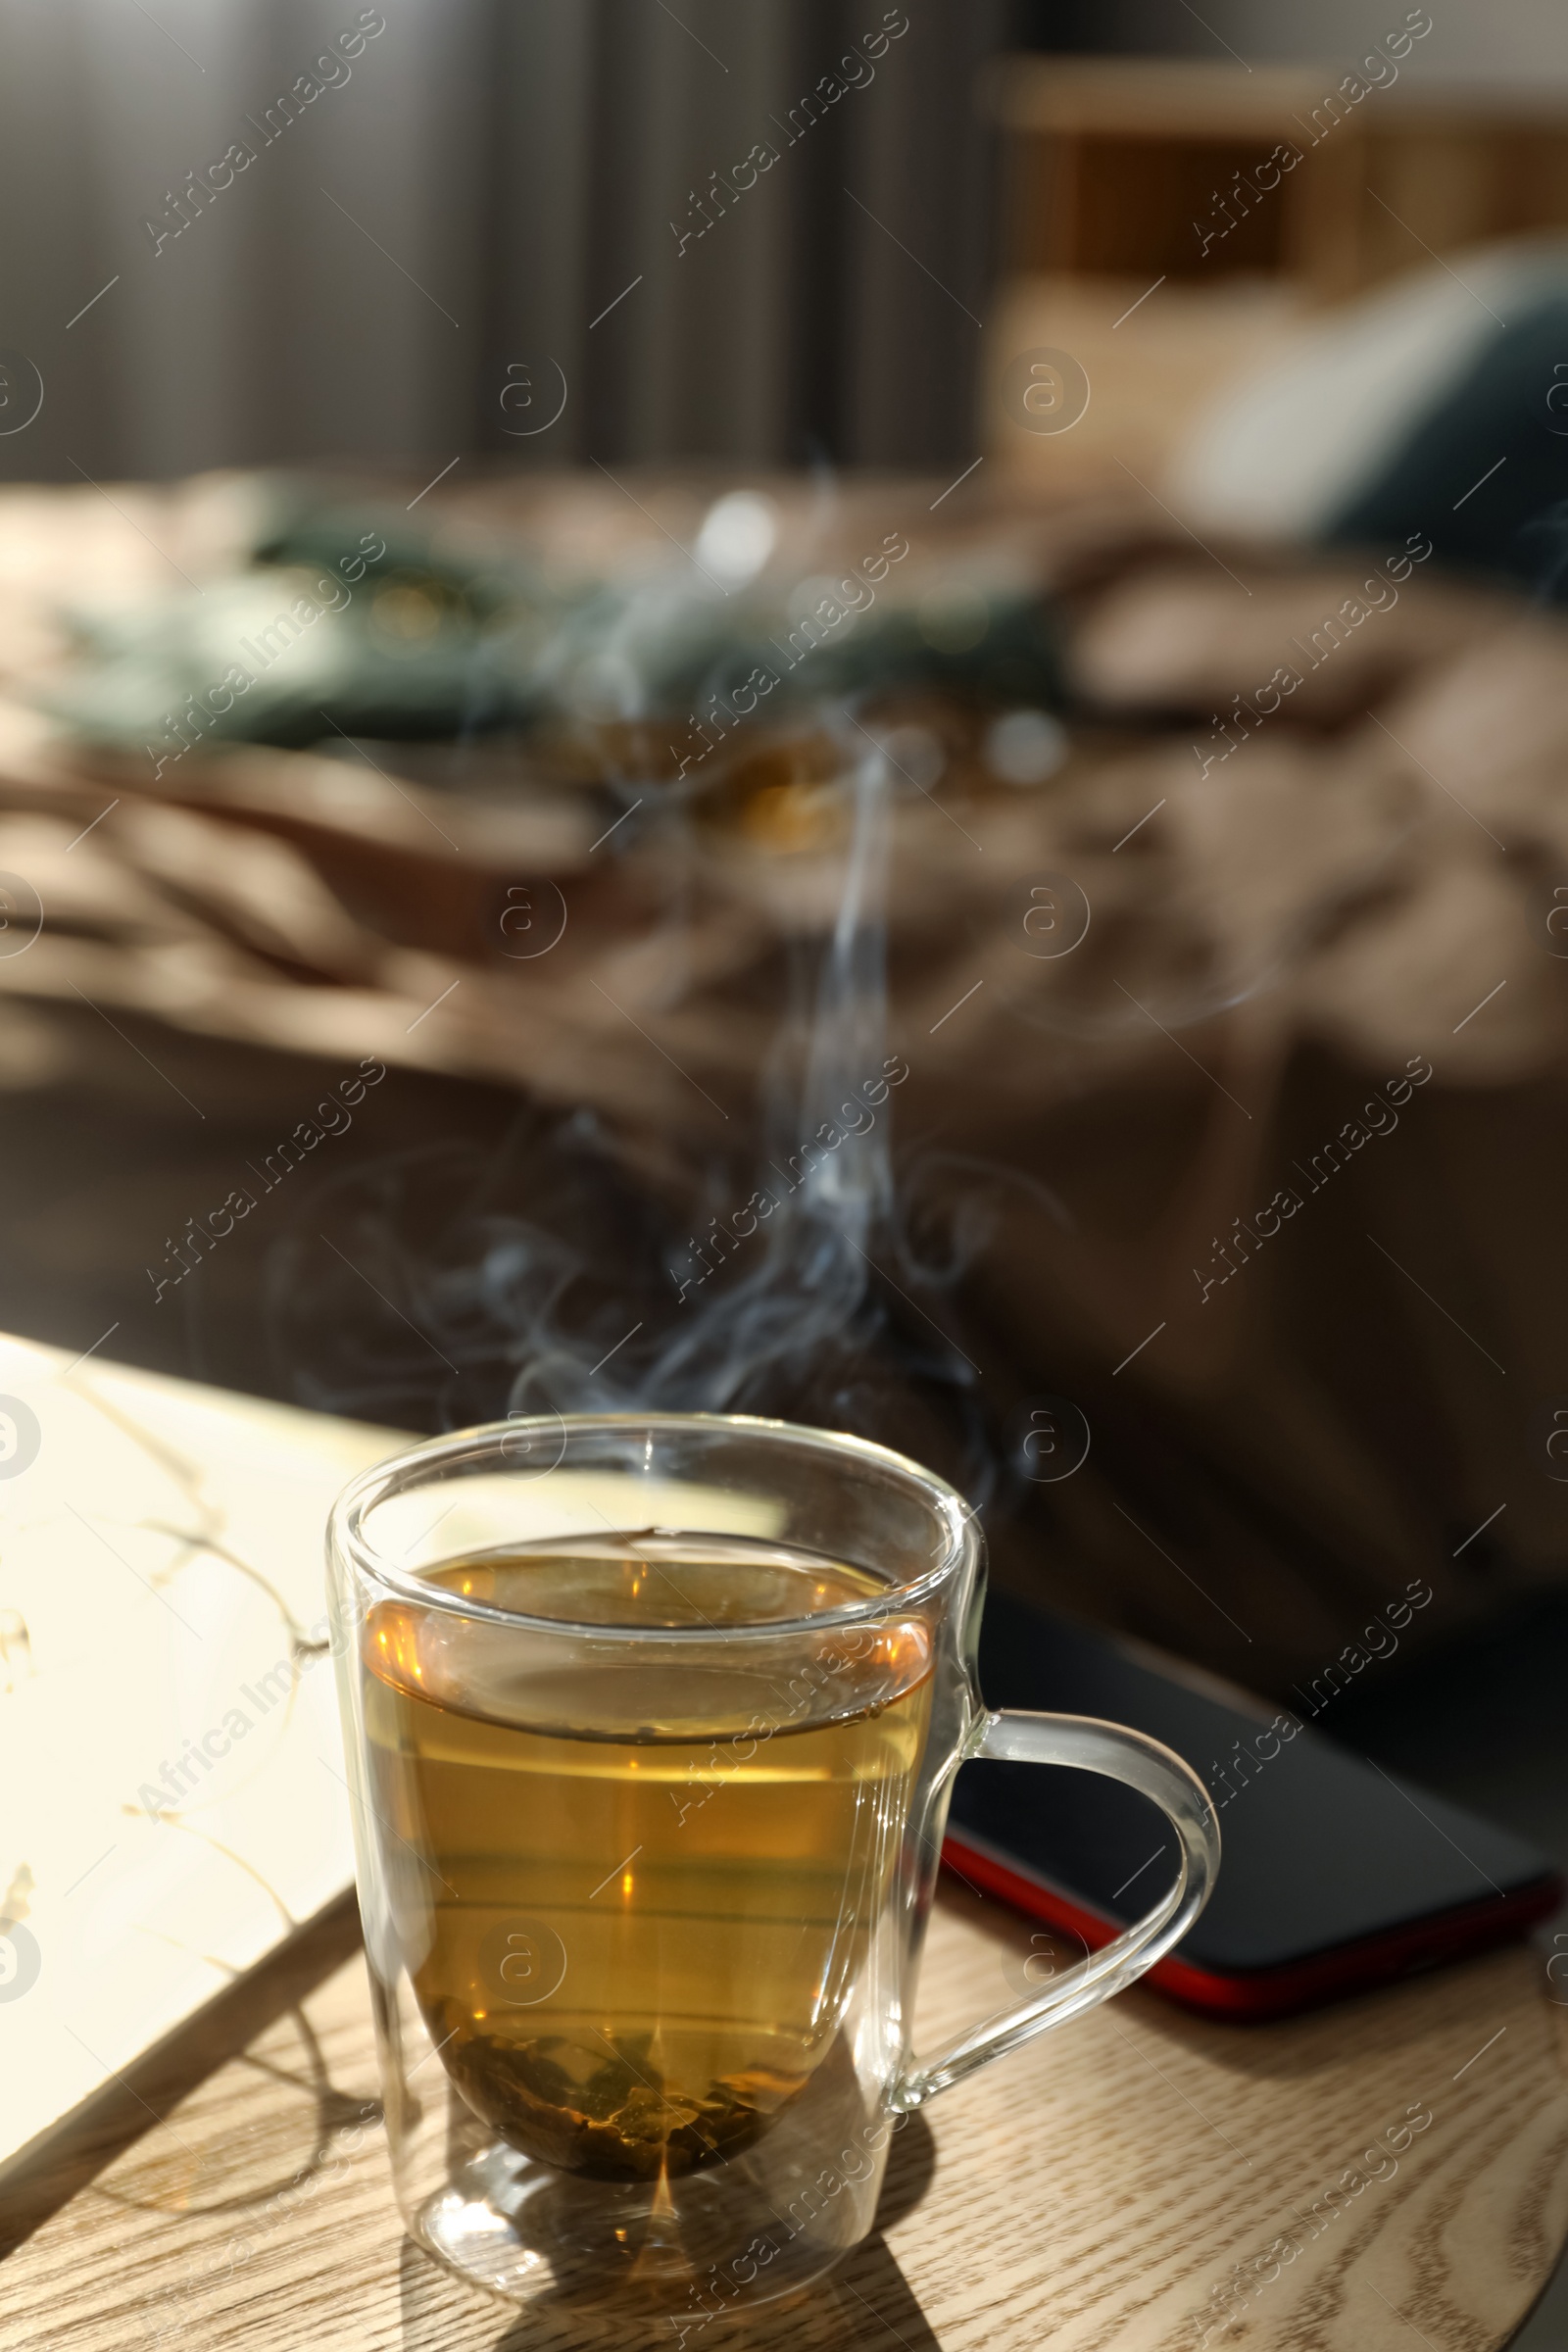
328 1414 1219 2319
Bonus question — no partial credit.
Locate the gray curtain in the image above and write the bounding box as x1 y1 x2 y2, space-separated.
0 0 1005 484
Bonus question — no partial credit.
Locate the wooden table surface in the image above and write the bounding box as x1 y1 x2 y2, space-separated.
4 1875 1566 2352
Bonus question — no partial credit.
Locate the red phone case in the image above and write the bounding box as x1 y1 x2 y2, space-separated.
943 1827 1565 2021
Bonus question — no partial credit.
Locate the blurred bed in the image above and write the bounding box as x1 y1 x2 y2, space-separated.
2 407 1566 1700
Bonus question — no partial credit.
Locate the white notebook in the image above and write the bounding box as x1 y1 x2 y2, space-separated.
0 1333 399 2173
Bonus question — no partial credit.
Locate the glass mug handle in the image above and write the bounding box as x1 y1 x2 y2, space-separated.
897 1709 1221 2109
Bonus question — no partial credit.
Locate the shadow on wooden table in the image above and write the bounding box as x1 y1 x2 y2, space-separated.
0 1887 368 2261
393 2117 943 2352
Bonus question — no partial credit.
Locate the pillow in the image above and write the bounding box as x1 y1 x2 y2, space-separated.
1170 237 1568 593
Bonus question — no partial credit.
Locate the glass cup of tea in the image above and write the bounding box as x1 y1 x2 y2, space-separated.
328 1413 1219 2319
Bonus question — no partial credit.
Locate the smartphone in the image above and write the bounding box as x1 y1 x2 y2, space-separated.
943 1589 1563 2019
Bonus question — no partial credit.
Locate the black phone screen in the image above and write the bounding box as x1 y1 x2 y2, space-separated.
944 1590 1559 2008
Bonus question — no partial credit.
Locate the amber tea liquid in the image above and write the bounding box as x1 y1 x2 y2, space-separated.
364 1534 932 2181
